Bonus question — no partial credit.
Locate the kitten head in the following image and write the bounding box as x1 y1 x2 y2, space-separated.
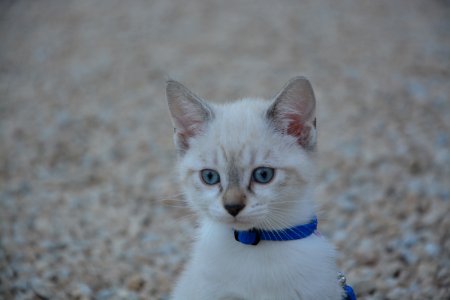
166 77 317 230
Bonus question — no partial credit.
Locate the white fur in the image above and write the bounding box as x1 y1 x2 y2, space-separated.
173 220 342 300
169 84 343 299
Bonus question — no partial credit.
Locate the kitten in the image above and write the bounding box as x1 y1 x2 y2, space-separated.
167 77 346 300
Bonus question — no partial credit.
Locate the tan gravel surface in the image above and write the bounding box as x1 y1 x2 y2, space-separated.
1 1 449 299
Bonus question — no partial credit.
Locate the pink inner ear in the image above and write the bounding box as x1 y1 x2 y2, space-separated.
176 112 204 136
174 116 204 151
285 113 311 146
286 114 304 137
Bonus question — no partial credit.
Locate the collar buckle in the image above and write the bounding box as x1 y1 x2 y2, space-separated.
234 228 261 245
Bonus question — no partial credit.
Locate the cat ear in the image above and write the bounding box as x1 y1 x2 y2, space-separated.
166 80 214 155
266 76 317 150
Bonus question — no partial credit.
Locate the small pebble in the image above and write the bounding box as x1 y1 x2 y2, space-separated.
355 239 378 265
127 274 146 292
30 278 54 299
96 289 115 300
424 243 440 257
69 283 92 300
387 287 408 299
353 278 376 295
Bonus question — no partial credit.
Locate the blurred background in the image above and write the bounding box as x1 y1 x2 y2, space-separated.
1 0 449 299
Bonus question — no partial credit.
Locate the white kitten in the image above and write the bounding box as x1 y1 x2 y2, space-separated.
167 77 346 300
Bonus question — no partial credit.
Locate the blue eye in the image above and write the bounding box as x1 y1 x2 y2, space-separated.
252 167 275 184
200 169 220 185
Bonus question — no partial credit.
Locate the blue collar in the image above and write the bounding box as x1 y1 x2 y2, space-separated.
234 216 318 246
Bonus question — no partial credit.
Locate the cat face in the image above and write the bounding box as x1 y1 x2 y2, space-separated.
167 77 317 230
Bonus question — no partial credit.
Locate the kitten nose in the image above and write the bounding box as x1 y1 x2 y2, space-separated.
224 204 245 217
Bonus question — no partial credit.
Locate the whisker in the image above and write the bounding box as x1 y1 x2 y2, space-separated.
163 203 189 209
156 195 186 203
270 200 301 204
173 211 198 223
264 212 298 232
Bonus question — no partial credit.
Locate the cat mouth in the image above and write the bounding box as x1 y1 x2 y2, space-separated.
219 216 262 231
208 207 266 230
230 219 255 230
232 224 255 231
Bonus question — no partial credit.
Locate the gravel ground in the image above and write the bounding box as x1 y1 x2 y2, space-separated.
1 0 449 299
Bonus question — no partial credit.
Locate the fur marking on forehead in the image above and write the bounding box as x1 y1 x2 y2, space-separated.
227 157 241 187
